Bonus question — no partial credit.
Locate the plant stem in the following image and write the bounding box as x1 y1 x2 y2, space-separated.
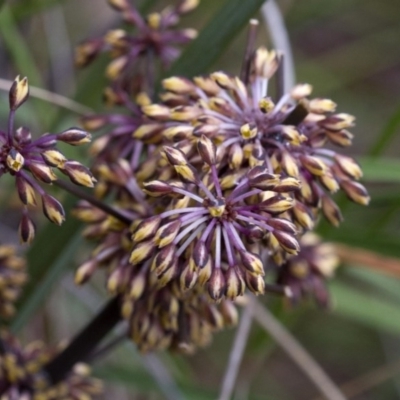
53 180 131 224
218 300 254 400
43 296 121 384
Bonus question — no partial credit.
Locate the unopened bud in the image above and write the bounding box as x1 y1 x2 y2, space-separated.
9 76 29 111
334 155 362 179
16 176 36 206
58 128 91 145
177 0 199 13
61 161 96 187
42 194 65 225
208 268 225 301
239 250 264 276
321 196 343 227
29 163 57 184
6 149 24 172
133 216 161 243
42 150 67 168
129 240 155 265
273 230 299 255
299 155 327 176
155 220 181 247
18 214 35 244
340 180 370 205
143 180 172 196
75 260 97 285
197 135 216 165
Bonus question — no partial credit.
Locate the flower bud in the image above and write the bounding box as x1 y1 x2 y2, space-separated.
6 149 24 172
9 76 29 111
143 180 172 196
340 180 370 205
133 216 161 243
220 301 239 326
180 262 198 291
129 272 146 299
334 155 363 180
108 0 129 11
129 240 155 265
61 161 96 187
155 220 181 247
177 0 199 13
245 272 265 295
225 268 244 299
75 260 97 285
18 214 35 244
197 135 216 165
42 194 65 225
273 230 300 255
42 149 67 168
247 166 279 190
300 155 327 176
152 245 176 275
208 268 225 301
58 128 91 145
321 196 343 227
239 250 264 276
16 176 36 206
163 76 196 94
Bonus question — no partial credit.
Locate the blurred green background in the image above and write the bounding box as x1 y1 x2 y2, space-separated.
1 0 400 399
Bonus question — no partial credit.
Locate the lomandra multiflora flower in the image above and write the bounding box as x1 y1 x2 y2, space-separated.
141 46 369 235
132 137 300 300
0 331 102 399
75 0 198 90
0 77 95 243
0 245 26 318
73 200 238 352
276 234 339 307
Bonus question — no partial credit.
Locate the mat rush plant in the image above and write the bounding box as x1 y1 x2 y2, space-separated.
0 0 374 398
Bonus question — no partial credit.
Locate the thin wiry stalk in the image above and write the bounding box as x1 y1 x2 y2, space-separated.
251 297 347 400
53 180 132 224
0 78 93 115
42 5 76 94
261 0 296 92
87 329 128 363
218 300 254 400
313 358 400 400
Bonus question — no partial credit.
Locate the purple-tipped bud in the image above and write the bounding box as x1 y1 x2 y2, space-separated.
340 180 370 206
273 230 300 255
239 250 264 276
193 240 209 269
321 196 343 227
28 163 57 184
197 135 216 165
58 128 91 146
247 166 279 190
208 268 225 301
133 216 161 243
129 240 155 265
163 146 187 166
152 245 176 276
180 262 198 291
268 218 297 235
41 149 67 168
16 176 36 206
18 214 35 244
42 194 65 225
225 268 244 300
75 260 97 285
14 127 32 145
61 161 96 187
143 180 173 197
9 76 29 111
155 220 181 247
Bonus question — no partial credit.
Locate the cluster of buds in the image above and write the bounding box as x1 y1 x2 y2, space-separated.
72 17 369 353
73 200 237 352
0 331 102 399
276 234 340 307
0 245 26 318
75 0 199 92
140 47 369 233
131 138 300 300
0 77 95 243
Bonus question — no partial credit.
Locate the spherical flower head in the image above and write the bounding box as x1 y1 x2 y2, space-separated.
0 331 102 399
75 0 199 89
130 136 301 301
276 233 340 307
0 245 27 318
141 46 369 228
0 77 95 243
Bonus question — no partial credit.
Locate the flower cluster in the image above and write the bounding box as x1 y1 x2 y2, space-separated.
0 245 26 318
276 234 340 307
141 47 369 233
76 0 198 91
0 331 102 399
73 200 237 352
73 18 368 353
0 77 94 243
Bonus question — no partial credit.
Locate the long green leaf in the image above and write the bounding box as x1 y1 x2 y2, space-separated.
331 280 400 334
11 0 65 20
369 103 400 157
359 157 400 182
166 0 267 77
